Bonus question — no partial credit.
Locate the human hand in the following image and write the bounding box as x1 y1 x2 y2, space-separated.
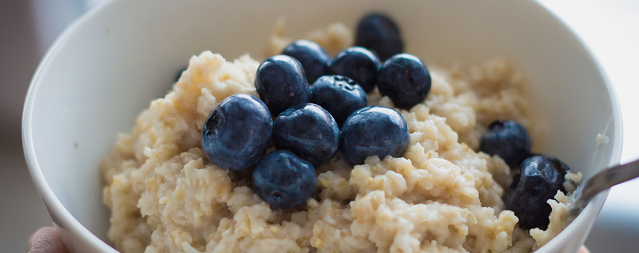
28 227 68 253
578 245 590 253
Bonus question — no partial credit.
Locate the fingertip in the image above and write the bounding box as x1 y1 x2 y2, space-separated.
578 245 591 253
28 227 69 253
28 231 35 248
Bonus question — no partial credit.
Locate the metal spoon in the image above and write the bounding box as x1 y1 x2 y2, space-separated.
569 158 639 215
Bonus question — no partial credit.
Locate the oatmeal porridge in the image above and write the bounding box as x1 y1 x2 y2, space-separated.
101 20 580 253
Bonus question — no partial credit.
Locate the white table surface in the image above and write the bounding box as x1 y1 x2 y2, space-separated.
0 0 637 252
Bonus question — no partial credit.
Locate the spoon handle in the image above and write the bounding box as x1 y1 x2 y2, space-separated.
570 158 639 214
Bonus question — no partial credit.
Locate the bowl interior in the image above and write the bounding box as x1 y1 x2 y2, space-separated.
24 0 621 250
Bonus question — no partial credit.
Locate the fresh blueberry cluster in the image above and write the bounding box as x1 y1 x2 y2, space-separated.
480 119 572 230
201 13 574 231
201 14 575 231
200 13 429 209
213 14 604 215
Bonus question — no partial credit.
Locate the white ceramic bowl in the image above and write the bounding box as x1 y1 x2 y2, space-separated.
23 0 622 252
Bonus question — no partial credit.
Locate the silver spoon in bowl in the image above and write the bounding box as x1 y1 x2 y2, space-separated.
569 158 639 215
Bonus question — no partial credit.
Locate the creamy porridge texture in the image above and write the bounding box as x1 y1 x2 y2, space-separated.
102 22 578 253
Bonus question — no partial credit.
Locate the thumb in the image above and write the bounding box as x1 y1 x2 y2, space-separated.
28 227 69 253
577 246 591 253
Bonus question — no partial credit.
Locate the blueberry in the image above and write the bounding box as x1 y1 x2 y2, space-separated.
255 55 310 116
356 13 404 61
340 106 410 166
273 103 340 165
505 155 567 230
528 153 569 171
310 75 368 127
330 47 381 93
201 94 273 170
480 120 531 168
252 150 317 209
282 40 331 84
377 54 432 109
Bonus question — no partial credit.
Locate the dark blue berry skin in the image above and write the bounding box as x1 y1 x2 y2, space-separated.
505 155 567 230
377 54 432 109
255 55 310 116
201 94 273 170
282 40 331 84
480 120 532 168
356 13 404 61
330 47 381 93
340 106 410 166
273 103 340 165
252 150 317 209
310 75 368 127
529 153 570 184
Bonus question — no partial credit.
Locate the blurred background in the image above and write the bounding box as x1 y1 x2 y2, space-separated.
1 0 637 252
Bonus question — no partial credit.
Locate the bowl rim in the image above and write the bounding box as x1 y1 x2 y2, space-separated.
530 1 623 250
21 0 623 252
22 0 119 251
